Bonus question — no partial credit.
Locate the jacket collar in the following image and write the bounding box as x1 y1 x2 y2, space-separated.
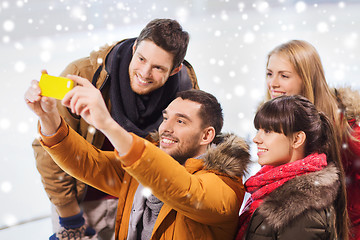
202 133 251 178
151 132 251 179
257 164 339 230
88 40 128 89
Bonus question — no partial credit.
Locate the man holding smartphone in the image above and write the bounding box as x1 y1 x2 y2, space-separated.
26 80 249 239
32 18 198 239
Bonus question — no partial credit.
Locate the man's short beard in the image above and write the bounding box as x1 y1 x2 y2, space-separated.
170 147 200 165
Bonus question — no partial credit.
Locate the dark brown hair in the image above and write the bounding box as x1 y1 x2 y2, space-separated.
136 18 189 70
254 95 348 239
176 89 223 137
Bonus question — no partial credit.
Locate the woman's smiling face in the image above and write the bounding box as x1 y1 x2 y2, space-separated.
266 53 303 99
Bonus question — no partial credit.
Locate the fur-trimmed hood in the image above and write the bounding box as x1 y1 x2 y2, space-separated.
203 133 251 178
335 87 360 122
150 132 251 179
257 164 339 230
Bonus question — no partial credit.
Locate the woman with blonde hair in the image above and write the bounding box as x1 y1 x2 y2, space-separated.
264 39 360 239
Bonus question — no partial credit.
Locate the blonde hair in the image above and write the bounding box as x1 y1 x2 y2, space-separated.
266 40 351 143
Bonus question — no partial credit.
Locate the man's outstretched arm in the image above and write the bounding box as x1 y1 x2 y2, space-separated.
25 73 127 196
25 72 133 158
24 70 62 135
61 74 133 159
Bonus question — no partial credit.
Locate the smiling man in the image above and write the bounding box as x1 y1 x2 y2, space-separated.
31 19 198 239
25 77 250 239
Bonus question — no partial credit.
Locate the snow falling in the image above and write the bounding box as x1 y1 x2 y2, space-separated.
1 0 359 238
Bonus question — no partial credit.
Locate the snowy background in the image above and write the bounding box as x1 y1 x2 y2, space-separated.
1 0 360 239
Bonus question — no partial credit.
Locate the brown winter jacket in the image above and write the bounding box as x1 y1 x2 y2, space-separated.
40 120 250 239
244 164 339 240
32 39 199 209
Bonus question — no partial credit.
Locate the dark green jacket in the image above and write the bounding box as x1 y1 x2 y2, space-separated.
245 164 339 240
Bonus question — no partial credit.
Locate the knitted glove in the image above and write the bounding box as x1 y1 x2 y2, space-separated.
49 212 96 240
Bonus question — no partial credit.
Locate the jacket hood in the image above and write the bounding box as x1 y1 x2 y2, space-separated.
202 133 251 178
335 87 360 122
150 132 251 179
257 164 339 230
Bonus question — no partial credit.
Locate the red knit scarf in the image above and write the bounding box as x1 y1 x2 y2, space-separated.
236 153 327 240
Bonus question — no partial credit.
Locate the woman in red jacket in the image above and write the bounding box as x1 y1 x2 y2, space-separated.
263 39 360 239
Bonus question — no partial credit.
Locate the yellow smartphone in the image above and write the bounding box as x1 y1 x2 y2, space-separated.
39 74 74 100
